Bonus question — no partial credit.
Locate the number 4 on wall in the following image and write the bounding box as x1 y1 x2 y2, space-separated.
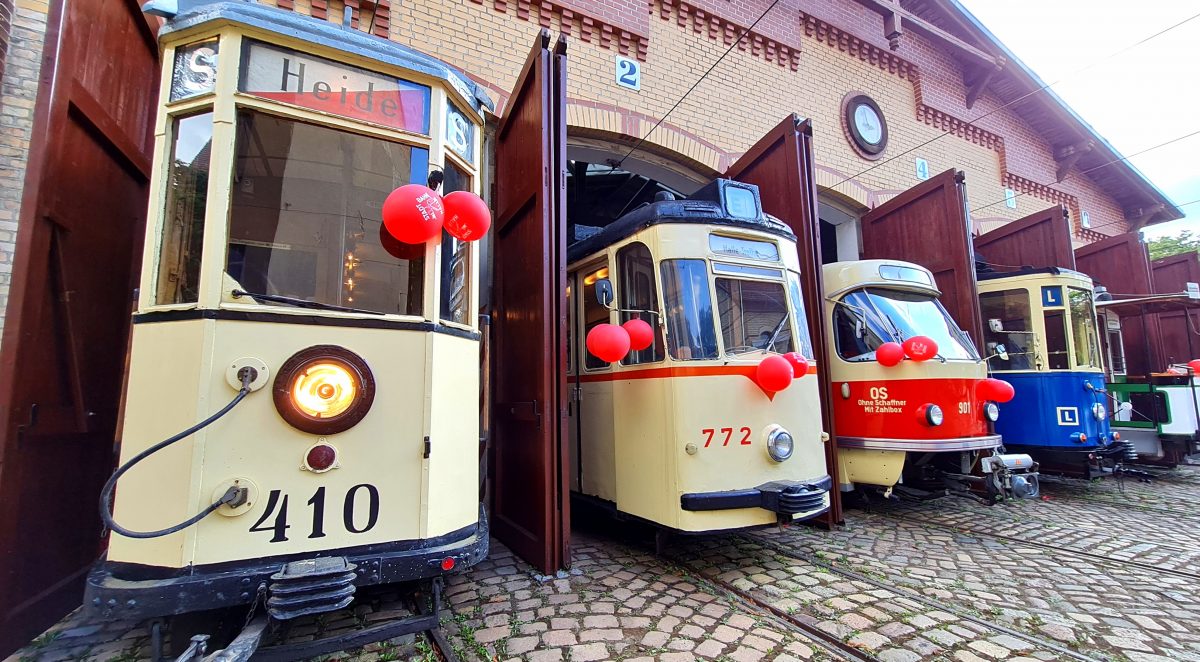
615 55 641 91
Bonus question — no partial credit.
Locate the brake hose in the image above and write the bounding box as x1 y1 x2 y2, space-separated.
100 370 255 539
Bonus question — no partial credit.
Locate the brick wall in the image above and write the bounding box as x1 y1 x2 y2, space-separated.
0 0 50 338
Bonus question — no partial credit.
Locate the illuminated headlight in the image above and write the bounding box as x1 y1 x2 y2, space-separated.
1092 403 1107 421
920 404 944 427
766 427 794 462
984 402 1000 422
273 345 375 435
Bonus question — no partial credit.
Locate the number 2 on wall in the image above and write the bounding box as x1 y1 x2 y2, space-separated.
615 55 641 90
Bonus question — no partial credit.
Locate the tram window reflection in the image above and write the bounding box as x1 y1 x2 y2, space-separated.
787 272 815 359
440 161 471 324
1068 287 1100 368
583 264 612 370
226 110 428 315
837 289 977 361
979 289 1034 370
1043 310 1070 370
157 112 213 305
617 242 664 365
660 260 718 361
715 278 793 356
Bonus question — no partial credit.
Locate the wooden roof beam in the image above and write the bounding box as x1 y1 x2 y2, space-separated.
1127 203 1167 232
1053 140 1094 182
853 0 1001 67
964 59 1005 109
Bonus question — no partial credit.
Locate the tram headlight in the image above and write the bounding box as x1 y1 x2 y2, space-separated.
920 404 944 427
1092 403 1107 421
766 427 794 462
984 402 1000 422
273 345 375 435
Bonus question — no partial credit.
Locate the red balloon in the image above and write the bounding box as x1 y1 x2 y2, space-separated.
622 318 654 351
383 184 444 244
586 324 630 363
379 223 424 261
1188 359 1200 375
782 351 810 378
980 377 1015 403
876 342 905 367
443 191 492 241
903 335 938 362
756 355 794 393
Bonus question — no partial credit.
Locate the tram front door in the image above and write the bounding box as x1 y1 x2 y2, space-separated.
490 30 570 574
859 169 985 348
725 115 843 526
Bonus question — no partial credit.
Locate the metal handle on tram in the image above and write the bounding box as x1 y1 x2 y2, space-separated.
99 370 256 539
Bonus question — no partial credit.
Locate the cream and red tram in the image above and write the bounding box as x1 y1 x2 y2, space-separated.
567 179 831 534
85 1 490 653
823 260 1039 502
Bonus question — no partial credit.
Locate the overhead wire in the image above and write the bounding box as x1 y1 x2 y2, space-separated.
830 10 1200 188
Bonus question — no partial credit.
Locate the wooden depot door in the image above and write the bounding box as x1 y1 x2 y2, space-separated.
975 205 1075 271
860 169 985 347
725 115 842 525
1076 233 1161 376
1151 252 1200 365
489 30 570 573
0 0 159 654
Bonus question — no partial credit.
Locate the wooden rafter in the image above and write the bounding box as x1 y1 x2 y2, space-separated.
853 0 1001 67
964 59 1004 109
1128 203 1166 231
1053 140 1094 183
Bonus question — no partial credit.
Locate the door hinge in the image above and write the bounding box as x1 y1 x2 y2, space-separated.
423 435 431 459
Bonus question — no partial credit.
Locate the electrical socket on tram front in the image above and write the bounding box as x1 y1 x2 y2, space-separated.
226 358 270 392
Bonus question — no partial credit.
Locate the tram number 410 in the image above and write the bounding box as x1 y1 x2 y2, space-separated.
250 484 379 543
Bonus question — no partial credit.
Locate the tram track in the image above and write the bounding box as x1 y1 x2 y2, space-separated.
733 532 1104 662
878 512 1200 582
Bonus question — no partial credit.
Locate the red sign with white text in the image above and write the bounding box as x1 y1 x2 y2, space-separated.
833 378 989 440
241 41 430 134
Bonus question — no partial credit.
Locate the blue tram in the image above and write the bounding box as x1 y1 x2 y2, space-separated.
976 267 1134 476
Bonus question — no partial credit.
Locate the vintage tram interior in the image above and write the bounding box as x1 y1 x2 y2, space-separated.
823 260 1039 502
88 3 491 656
975 267 1132 476
565 179 832 534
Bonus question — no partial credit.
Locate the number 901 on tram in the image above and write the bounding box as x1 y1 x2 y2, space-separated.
85 1 491 630
567 179 832 534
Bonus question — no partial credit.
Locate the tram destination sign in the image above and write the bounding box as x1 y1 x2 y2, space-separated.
240 40 431 135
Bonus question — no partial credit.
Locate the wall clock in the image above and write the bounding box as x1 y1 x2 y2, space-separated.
842 93 887 159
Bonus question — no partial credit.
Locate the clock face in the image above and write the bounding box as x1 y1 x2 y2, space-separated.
854 104 883 145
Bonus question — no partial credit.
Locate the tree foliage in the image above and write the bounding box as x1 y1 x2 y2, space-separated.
1148 230 1200 261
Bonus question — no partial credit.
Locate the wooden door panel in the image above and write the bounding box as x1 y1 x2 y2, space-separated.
0 0 157 653
1075 233 1160 376
975 205 1074 271
860 169 984 347
489 30 568 574
1152 253 1200 365
725 115 841 525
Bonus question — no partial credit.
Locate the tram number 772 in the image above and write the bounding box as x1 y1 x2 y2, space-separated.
702 427 752 448
249 484 380 543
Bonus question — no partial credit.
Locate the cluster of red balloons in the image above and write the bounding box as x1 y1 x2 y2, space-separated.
978 377 1015 403
382 184 492 245
876 336 939 366
585 319 655 363
756 353 810 393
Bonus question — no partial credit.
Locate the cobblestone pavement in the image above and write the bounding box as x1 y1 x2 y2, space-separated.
9 465 1200 662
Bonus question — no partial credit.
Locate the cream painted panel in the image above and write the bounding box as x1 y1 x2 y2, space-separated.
839 449 906 488
579 381 617 502
109 320 214 568
609 378 673 526
424 333 481 537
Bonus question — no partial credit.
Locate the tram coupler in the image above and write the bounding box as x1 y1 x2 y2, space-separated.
980 453 1040 500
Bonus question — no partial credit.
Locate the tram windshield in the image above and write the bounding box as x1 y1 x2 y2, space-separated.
835 288 978 361
224 110 429 316
979 289 1036 370
716 278 795 356
1068 287 1102 369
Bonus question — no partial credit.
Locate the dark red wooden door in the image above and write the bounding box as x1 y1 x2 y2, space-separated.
1075 233 1160 376
0 0 159 653
1151 252 1200 365
974 205 1075 271
725 115 842 525
860 169 984 347
489 30 569 573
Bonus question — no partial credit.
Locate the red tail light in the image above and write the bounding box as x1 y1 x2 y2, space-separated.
441 557 456 571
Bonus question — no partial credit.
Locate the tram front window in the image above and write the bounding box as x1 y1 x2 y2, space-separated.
716 278 793 355
1068 287 1101 368
835 289 977 361
979 289 1035 370
226 110 429 315
660 259 718 360
156 112 213 305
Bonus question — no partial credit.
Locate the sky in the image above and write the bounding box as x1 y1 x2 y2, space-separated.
956 0 1200 240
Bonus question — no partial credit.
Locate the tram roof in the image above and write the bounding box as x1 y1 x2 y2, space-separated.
822 259 940 298
154 0 494 115
566 179 795 264
975 266 1091 284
